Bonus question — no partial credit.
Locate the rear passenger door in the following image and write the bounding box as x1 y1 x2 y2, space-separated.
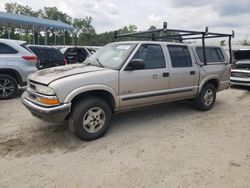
166 45 199 100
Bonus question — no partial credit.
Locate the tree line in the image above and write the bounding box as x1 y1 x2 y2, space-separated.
0 2 152 46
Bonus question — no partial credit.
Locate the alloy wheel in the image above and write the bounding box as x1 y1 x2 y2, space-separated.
82 107 106 133
0 78 15 98
203 89 214 106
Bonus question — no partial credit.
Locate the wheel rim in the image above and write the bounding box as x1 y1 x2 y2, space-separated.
82 107 106 133
0 78 15 98
203 89 214 106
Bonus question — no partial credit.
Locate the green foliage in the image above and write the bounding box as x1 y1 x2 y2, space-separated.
2 2 177 46
148 26 157 31
5 2 39 16
220 40 226 46
40 7 72 24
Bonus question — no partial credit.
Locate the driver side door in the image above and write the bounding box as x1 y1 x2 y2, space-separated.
119 44 169 110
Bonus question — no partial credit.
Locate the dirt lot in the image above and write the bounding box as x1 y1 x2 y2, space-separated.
0 87 249 188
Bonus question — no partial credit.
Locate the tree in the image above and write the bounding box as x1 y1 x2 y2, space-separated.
5 2 39 16
220 40 226 46
39 7 72 24
148 25 157 31
119 25 137 34
75 17 96 45
242 35 249 46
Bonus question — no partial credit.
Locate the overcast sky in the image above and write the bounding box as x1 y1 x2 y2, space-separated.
0 0 249 41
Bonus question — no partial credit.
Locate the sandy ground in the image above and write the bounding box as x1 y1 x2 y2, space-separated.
0 87 250 188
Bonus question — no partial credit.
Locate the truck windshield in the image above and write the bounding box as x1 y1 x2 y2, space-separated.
87 43 137 69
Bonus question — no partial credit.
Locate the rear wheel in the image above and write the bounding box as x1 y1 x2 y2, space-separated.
69 97 112 141
193 84 216 111
0 74 18 100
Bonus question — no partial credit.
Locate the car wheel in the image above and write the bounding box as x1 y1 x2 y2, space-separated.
69 97 112 141
193 84 216 111
0 74 18 100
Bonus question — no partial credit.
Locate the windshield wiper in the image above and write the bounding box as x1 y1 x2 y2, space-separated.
96 58 104 68
84 61 91 66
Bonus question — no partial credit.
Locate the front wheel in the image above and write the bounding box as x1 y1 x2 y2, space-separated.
0 74 18 100
69 97 112 141
193 84 216 111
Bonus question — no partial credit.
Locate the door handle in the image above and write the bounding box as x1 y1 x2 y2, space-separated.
190 71 195 75
163 72 169 77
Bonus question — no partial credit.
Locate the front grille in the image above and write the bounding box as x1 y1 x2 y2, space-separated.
231 80 250 84
231 72 250 78
29 83 36 90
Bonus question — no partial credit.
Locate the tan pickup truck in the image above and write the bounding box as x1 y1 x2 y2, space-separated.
21 25 233 141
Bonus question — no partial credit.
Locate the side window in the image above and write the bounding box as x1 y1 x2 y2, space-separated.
132 44 165 69
196 47 225 63
29 47 48 59
47 48 64 60
0 43 18 54
168 45 192 68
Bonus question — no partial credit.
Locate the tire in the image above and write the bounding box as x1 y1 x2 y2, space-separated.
69 97 112 141
193 84 216 111
0 74 18 100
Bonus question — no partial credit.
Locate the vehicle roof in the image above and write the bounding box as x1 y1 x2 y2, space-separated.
27 45 59 49
0 38 26 45
56 45 102 49
111 41 222 48
0 38 34 54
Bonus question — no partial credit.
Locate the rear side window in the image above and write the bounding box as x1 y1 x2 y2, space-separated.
168 45 192 68
197 47 224 63
233 50 250 60
46 48 64 60
133 44 165 69
29 47 48 59
21 44 33 53
0 43 18 54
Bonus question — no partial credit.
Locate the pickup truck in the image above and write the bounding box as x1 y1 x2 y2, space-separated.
230 49 250 86
21 41 231 141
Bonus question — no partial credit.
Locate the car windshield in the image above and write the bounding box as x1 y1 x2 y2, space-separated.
86 43 137 69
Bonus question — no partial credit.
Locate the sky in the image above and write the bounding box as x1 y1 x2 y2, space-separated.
0 0 250 41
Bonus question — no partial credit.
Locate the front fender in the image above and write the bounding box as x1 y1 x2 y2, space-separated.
64 84 119 108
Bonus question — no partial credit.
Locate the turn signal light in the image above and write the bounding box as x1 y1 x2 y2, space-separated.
38 97 60 105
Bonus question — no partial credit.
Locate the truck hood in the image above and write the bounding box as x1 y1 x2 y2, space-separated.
28 64 105 85
234 60 250 69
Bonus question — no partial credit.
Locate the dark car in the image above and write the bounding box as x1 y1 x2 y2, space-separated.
28 45 67 69
60 46 100 64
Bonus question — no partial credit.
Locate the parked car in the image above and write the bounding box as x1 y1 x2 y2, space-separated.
28 45 67 70
60 46 101 64
230 49 250 86
22 40 231 141
0 39 37 99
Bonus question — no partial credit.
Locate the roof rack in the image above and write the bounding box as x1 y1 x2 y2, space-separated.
114 22 235 65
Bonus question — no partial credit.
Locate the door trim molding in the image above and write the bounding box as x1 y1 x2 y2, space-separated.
121 88 193 101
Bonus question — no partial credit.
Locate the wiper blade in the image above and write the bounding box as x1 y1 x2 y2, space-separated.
83 60 91 66
96 58 104 68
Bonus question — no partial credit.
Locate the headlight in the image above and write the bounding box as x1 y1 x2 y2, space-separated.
35 85 55 95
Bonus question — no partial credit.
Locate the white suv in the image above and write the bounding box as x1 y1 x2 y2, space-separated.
0 39 38 99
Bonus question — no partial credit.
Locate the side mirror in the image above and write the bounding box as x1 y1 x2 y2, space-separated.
126 59 145 70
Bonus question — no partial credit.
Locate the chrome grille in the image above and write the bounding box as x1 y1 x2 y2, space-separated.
231 72 250 78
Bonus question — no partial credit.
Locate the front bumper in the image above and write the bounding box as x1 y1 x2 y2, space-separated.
21 91 71 122
230 77 250 86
